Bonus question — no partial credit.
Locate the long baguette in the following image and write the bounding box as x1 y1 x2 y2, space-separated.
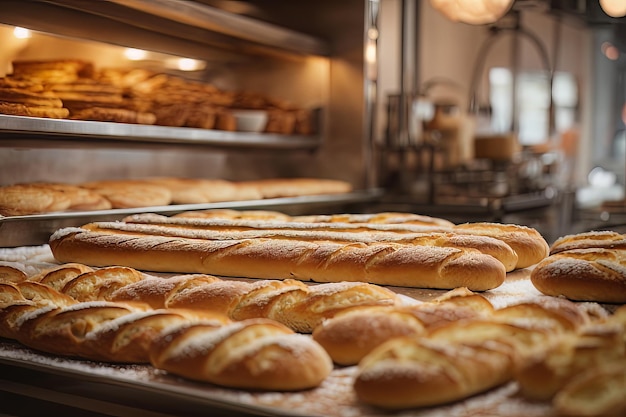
0 281 333 390
164 211 549 269
97 215 519 271
49 264 403 333
49 227 506 291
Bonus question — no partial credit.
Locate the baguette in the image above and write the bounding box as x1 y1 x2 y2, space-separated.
114 276 401 333
0 280 333 390
354 336 514 409
124 212 545 270
49 227 506 291
117 214 518 271
549 230 626 254
312 288 494 365
530 248 626 303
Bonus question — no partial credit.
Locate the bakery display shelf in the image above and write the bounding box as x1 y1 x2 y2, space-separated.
0 0 330 59
0 189 384 248
0 114 322 151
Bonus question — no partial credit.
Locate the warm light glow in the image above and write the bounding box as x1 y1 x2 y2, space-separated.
601 41 620 60
430 0 514 25
174 58 205 72
13 27 31 39
124 48 148 60
600 0 626 17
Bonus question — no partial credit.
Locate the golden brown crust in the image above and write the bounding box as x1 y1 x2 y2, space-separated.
0 279 333 390
0 265 28 284
530 248 626 303
49 227 506 291
550 230 626 254
244 178 353 198
80 180 172 208
0 183 73 216
0 87 63 107
453 222 550 268
69 107 156 124
147 319 333 391
354 337 514 409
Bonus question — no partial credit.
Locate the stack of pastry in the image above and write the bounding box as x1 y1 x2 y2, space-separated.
0 59 316 133
0 70 68 119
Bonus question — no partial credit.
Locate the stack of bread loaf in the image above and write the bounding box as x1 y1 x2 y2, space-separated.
0 59 315 134
48 209 551 291
0 177 352 216
0 260 624 415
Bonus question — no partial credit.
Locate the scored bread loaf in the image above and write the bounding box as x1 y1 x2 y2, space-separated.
549 230 626 254
117 214 518 271
354 336 514 409
49 226 506 291
312 288 495 365
157 210 549 269
12 262 403 333
0 279 333 390
530 247 626 303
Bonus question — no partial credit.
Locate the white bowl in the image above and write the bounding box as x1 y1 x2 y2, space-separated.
232 110 268 132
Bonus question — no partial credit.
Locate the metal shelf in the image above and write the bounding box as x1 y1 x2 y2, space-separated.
0 0 330 59
0 115 322 151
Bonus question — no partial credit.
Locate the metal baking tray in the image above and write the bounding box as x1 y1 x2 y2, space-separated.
0 189 383 248
0 114 322 151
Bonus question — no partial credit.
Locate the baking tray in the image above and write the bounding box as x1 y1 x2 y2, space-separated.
0 189 383 248
0 246 613 417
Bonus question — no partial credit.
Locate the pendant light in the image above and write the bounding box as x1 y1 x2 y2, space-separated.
599 0 626 18
430 0 515 25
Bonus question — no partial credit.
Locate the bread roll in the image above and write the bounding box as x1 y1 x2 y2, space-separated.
49 227 506 291
530 248 626 303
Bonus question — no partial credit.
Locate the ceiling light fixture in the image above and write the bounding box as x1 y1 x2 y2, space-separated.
599 0 626 18
430 0 515 25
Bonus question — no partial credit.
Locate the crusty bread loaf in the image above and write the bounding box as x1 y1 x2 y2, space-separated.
530 248 626 303
99 214 518 271
114 276 401 333
354 336 514 409
453 222 549 269
148 318 333 391
0 279 333 390
553 359 626 417
0 183 73 216
550 230 626 254
312 288 494 365
157 212 548 269
80 180 172 208
515 321 625 402
49 226 506 291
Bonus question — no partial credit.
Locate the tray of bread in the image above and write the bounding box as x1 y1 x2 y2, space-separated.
0 59 321 149
0 178 378 247
0 209 625 416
